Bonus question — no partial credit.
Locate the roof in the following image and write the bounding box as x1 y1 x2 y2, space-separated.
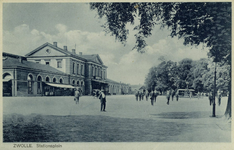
3 56 66 75
79 54 103 65
25 42 105 66
106 78 128 86
25 42 87 61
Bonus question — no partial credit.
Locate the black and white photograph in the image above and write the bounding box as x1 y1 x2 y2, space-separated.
1 1 232 150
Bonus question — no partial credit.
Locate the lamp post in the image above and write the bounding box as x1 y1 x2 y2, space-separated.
212 62 217 117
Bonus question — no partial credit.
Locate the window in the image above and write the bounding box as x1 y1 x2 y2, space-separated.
57 61 62 68
77 64 79 74
77 81 79 86
95 68 98 76
46 77 50 82
60 78 63 84
81 65 83 75
46 62 50 66
72 80 75 85
53 78 56 83
28 74 33 94
73 62 75 74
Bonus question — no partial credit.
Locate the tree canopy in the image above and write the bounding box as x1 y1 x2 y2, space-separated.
90 2 231 64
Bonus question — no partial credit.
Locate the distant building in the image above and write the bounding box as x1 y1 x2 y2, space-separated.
2 42 130 96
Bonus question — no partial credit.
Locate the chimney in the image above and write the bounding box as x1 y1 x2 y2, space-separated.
64 46 67 51
72 49 76 54
18 56 23 63
79 52 82 55
53 42 57 47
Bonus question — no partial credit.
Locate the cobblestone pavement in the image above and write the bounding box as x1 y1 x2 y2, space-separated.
3 95 231 143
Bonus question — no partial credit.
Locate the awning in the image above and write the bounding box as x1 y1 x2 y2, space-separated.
92 79 107 84
45 83 75 88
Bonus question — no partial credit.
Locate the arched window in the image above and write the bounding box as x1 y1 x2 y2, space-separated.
72 80 75 85
27 74 33 94
37 76 42 94
3 73 12 80
60 78 63 84
81 81 83 86
53 78 56 83
46 77 50 82
77 81 80 86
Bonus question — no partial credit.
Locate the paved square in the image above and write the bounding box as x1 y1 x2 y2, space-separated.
3 95 231 142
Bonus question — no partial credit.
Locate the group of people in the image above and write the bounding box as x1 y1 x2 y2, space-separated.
135 88 180 106
135 89 160 105
208 90 222 106
74 88 107 111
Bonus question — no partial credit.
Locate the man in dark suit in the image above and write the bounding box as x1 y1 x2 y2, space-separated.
99 89 106 111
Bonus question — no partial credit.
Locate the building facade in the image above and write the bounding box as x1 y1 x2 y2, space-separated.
2 42 131 96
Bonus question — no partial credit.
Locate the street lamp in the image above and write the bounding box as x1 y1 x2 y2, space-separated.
212 62 217 117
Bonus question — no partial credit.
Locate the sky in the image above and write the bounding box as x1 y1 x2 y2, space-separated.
2 3 209 85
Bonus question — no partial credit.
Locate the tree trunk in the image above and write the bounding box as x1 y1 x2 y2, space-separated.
224 81 231 119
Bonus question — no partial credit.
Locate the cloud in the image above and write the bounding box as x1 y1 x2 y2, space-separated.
3 23 209 85
55 24 67 33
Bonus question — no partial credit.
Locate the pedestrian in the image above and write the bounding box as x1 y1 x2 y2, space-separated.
209 91 213 106
149 90 154 106
197 91 200 99
142 90 145 100
154 89 158 103
166 89 171 105
217 90 222 106
135 90 139 101
145 90 149 101
74 88 80 104
189 91 192 99
99 89 106 111
175 89 179 101
139 91 142 101
171 89 175 101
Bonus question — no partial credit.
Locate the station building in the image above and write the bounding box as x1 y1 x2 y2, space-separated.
2 42 131 96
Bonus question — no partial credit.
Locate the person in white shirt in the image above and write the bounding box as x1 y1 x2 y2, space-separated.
74 88 80 104
99 89 106 111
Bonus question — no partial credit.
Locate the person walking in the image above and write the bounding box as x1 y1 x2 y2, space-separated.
209 91 213 106
171 89 175 101
145 90 149 101
135 90 139 101
175 89 179 101
139 91 142 101
74 88 80 104
197 91 200 99
149 90 154 106
154 89 158 103
142 90 145 100
217 90 222 106
99 89 106 111
166 89 171 105
189 91 192 99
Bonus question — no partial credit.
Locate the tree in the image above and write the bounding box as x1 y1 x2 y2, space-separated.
191 58 209 92
90 2 231 118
